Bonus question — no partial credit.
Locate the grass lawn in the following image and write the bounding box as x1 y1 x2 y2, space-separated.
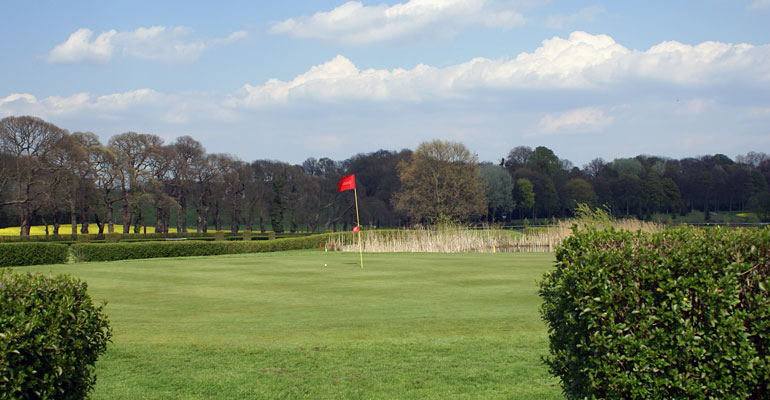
19 251 562 399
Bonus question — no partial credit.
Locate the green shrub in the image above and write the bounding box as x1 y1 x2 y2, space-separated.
540 227 770 399
70 234 333 262
0 270 112 399
0 243 69 267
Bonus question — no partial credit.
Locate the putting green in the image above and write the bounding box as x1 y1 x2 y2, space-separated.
20 251 562 399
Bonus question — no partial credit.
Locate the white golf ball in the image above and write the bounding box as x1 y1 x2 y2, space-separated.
324 264 327 267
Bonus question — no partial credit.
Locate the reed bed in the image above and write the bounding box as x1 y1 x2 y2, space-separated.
327 219 665 253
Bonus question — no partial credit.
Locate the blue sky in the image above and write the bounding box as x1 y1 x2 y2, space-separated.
1 0 769 167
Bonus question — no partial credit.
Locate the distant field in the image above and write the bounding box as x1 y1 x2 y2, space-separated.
0 225 179 236
20 251 561 399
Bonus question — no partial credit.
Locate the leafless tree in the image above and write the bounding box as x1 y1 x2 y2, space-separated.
0 116 67 235
108 132 163 233
191 154 217 232
170 136 205 232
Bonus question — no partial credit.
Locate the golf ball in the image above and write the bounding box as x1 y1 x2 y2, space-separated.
324 264 327 267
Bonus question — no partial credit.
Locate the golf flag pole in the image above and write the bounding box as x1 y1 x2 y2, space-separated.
338 174 363 269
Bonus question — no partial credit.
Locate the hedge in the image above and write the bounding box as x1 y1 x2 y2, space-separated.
0 242 69 267
0 270 112 399
540 227 770 399
0 231 311 244
70 233 336 262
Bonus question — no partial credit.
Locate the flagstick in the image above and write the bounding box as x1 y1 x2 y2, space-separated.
354 187 363 269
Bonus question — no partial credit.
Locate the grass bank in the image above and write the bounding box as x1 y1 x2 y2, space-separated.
19 251 561 399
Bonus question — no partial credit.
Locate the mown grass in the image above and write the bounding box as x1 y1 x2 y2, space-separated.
19 251 561 399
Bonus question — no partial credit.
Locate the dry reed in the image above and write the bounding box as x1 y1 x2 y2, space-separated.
326 219 664 253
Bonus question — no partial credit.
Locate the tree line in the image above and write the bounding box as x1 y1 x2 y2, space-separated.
1 115 769 236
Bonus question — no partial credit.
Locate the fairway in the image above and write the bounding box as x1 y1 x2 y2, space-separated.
20 251 562 399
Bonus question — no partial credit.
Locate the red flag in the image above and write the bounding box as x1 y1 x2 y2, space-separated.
352 226 360 232
338 174 356 192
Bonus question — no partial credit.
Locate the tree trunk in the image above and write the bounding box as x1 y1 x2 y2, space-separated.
214 201 222 231
179 195 187 233
105 199 115 233
156 206 164 233
70 199 78 236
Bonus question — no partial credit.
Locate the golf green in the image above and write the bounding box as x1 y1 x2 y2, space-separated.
20 251 562 399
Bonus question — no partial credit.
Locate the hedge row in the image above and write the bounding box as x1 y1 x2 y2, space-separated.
540 227 770 399
70 233 338 262
1 270 112 399
0 242 69 267
0 231 311 243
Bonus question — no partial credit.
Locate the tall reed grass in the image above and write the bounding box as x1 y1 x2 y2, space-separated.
326 218 664 253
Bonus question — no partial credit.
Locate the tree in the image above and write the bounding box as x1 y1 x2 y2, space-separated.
108 132 163 233
91 144 120 233
505 146 533 171
750 191 770 221
393 140 487 223
346 149 411 227
561 178 597 215
147 145 177 234
0 116 67 235
170 136 206 233
214 155 250 233
51 132 100 236
583 158 606 178
512 168 559 218
481 164 514 222
301 157 350 232
527 146 563 179
612 173 642 216
514 178 535 219
191 154 216 232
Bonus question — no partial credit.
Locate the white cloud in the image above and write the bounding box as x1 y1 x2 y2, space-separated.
47 28 117 63
236 31 770 107
538 107 613 133
747 0 770 10
544 5 604 29
269 0 525 45
46 26 247 63
10 31 770 139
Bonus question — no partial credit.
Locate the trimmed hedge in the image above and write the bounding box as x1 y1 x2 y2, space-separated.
0 242 69 267
70 233 335 262
1 270 112 399
0 231 311 244
540 227 770 399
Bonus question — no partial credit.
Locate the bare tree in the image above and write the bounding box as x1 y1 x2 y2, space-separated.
148 145 177 234
0 116 67 235
214 154 250 233
170 136 205 232
108 132 163 233
301 157 350 232
91 145 120 233
191 154 217 232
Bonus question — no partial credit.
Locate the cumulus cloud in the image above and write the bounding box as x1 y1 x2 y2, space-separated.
47 28 117 63
544 5 604 29
538 107 613 134
11 31 770 134
46 26 247 63
0 89 164 117
235 31 770 107
268 0 525 45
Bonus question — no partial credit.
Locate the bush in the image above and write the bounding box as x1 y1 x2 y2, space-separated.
70 233 334 262
540 227 770 399
0 270 112 399
0 243 69 267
